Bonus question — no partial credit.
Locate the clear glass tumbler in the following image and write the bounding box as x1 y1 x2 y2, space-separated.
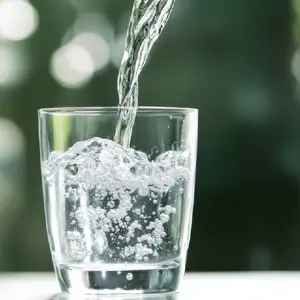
39 107 198 295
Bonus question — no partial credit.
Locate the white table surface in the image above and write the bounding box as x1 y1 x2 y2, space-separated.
1 273 300 300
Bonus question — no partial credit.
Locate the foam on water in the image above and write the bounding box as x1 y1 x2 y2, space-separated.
43 137 189 263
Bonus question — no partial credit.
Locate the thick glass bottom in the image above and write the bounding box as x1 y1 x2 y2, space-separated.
55 260 184 295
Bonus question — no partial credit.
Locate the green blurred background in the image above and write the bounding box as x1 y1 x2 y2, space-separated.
1 0 300 272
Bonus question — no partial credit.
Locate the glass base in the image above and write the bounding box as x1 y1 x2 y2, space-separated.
55 260 184 295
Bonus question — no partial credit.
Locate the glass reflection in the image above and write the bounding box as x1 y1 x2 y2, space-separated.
50 292 178 300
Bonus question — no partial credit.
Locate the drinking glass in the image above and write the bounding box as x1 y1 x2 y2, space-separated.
39 107 198 295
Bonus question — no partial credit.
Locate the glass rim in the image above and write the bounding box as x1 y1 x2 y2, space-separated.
38 106 198 116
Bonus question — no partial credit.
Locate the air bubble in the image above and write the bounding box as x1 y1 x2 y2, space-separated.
126 273 133 281
159 213 170 223
43 137 190 263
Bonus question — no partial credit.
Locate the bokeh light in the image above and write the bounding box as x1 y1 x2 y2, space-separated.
73 12 114 43
0 44 28 87
233 86 271 125
292 49 300 82
0 118 24 160
72 33 110 72
111 33 126 68
50 44 94 89
0 0 38 41
50 12 114 88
